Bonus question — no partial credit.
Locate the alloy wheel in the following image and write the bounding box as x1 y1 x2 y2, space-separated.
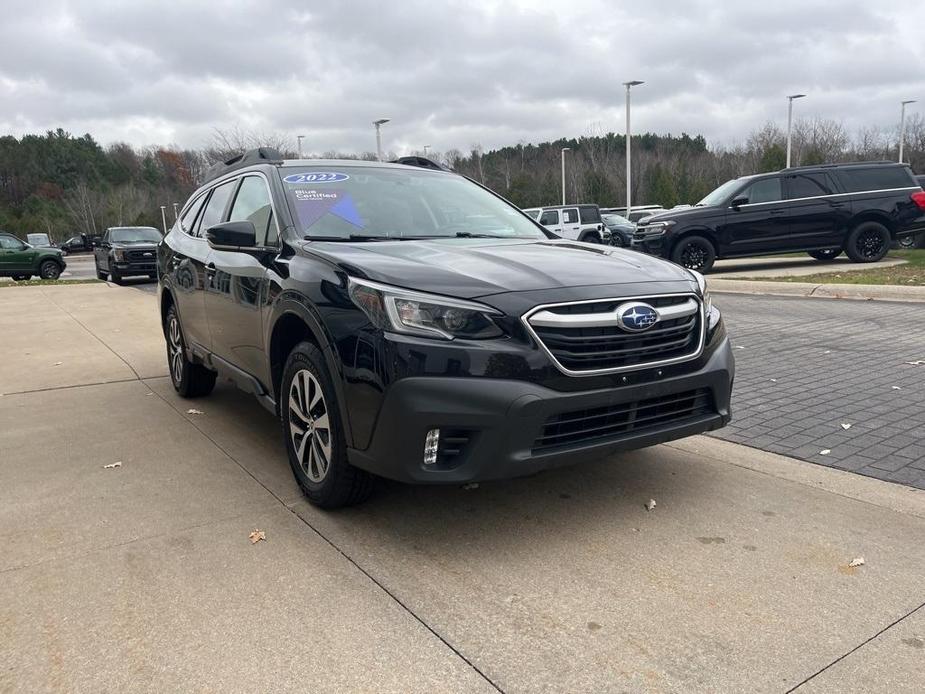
168 315 184 386
857 230 885 259
288 369 332 483
681 244 707 270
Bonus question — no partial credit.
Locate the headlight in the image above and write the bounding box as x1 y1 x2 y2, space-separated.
689 269 713 315
348 278 503 340
640 220 675 235
113 248 126 262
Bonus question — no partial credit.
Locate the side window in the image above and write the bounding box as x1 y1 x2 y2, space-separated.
195 180 237 237
562 208 579 224
179 193 207 235
539 210 559 226
579 207 600 223
838 167 916 193
102 230 110 243
228 176 276 246
0 235 19 249
786 173 835 199
741 178 782 204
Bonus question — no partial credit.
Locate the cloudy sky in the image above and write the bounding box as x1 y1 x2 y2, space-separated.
1 0 922 155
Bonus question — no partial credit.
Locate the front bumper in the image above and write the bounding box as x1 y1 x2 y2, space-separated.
113 261 157 275
347 336 734 483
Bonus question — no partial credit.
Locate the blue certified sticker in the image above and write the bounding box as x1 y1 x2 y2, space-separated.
283 172 349 184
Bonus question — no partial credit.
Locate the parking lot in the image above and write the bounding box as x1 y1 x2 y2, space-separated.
2 282 925 692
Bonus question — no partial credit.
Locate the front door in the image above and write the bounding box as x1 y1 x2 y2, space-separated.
783 171 846 249
0 235 33 272
720 176 790 255
204 174 277 382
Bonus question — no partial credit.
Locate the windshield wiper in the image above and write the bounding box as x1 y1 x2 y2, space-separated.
305 234 395 242
453 232 501 238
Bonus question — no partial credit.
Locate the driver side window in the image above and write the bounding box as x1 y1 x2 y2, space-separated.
740 178 782 204
0 235 24 250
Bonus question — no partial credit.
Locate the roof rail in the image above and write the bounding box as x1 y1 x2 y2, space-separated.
390 156 452 172
204 147 285 182
781 160 898 171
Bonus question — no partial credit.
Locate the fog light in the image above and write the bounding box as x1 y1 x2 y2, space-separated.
423 428 440 466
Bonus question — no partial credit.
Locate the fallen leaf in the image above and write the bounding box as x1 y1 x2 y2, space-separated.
54 361 62 366
905 360 925 366
645 499 657 511
823 350 831 354
145 392 154 396
891 386 902 390
769 378 778 383
462 482 479 490
848 557 865 568
249 529 265 544
103 461 122 469
187 408 204 415
840 423 852 430
820 449 831 456
733 345 746 350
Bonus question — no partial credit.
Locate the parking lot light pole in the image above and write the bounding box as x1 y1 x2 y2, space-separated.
423 144 431 156
373 119 390 161
786 94 806 168
297 135 305 159
171 202 179 222
561 147 570 205
623 80 644 215
160 206 168 235
899 100 916 164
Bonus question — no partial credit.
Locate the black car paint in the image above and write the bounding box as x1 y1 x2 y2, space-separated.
634 163 925 262
158 160 733 483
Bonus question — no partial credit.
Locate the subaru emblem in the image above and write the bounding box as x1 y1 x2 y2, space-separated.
617 302 659 332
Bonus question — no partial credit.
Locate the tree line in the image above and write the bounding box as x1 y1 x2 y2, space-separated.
0 117 922 242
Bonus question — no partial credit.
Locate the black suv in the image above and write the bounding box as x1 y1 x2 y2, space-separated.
158 150 733 508
633 162 925 272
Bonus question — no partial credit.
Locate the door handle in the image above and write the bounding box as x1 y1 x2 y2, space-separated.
769 210 786 216
828 201 846 208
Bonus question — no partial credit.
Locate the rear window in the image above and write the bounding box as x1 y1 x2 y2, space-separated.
579 206 601 223
785 172 836 199
838 167 915 193
281 167 544 240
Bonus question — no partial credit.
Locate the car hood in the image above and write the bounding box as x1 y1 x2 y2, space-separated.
298 237 695 299
643 205 722 223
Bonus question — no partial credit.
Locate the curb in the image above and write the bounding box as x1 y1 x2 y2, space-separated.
707 278 925 303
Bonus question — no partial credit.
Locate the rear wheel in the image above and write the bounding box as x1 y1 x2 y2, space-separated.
611 234 625 248
808 248 841 261
165 304 216 397
281 342 374 509
580 232 602 244
845 222 890 263
39 260 61 280
671 235 716 273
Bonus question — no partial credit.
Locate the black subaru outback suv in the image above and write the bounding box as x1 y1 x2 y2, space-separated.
158 149 733 508
633 162 925 272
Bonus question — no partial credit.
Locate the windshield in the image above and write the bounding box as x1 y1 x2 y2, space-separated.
602 214 631 225
110 227 162 244
697 179 744 207
282 166 545 240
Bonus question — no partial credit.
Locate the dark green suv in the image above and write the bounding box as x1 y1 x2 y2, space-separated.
0 232 66 280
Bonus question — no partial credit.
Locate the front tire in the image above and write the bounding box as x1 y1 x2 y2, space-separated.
281 342 374 509
95 260 108 281
671 235 716 273
808 248 841 261
110 267 123 284
39 260 61 280
165 305 216 398
845 222 890 263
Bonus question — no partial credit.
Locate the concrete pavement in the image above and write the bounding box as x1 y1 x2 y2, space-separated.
2 284 925 692
710 255 906 279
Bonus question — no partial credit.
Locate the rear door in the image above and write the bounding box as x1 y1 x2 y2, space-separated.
783 171 846 248
560 207 581 239
172 179 236 351
204 174 278 378
719 176 790 254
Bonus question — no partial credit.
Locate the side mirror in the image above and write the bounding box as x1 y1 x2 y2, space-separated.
206 221 257 251
730 196 749 209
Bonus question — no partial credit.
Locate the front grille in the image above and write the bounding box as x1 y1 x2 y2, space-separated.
527 295 703 374
125 249 156 262
533 388 713 452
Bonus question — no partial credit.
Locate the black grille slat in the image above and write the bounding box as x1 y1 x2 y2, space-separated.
529 295 703 372
533 389 714 452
